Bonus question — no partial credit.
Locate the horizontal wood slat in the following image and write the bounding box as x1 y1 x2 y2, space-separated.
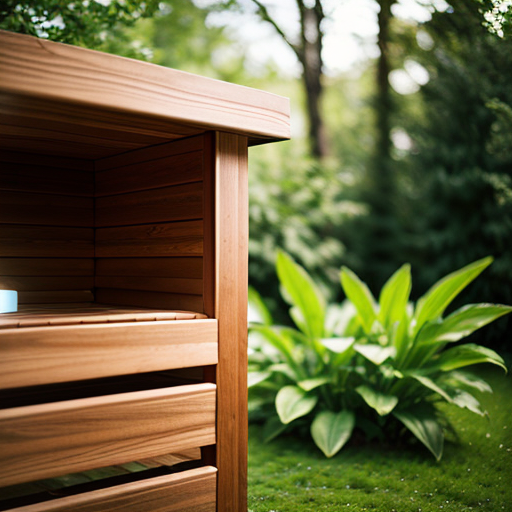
0 191 93 227
95 289 204 312
0 225 94 258
6 467 217 512
95 183 203 227
0 162 94 196
17 290 94 305
0 276 94 292
0 384 217 487
95 221 202 258
0 258 94 276
95 135 204 172
95 276 202 295
0 151 95 171
0 319 217 389
95 258 202 279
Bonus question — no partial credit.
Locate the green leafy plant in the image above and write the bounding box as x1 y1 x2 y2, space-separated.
248 251 511 460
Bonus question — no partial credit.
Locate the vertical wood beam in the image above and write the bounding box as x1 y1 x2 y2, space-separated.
214 132 248 512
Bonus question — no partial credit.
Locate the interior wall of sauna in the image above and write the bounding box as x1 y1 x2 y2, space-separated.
0 152 95 305
93 134 207 313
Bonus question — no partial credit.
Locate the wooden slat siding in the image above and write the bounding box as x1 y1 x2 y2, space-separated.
0 191 94 227
95 258 202 279
0 150 95 171
95 276 202 295
95 182 203 228
95 289 203 312
0 276 94 292
0 31 290 149
17 291 95 304
95 133 204 172
214 133 249 512
0 319 217 389
96 151 203 197
0 258 94 276
5 467 217 512
0 162 94 196
0 225 94 258
0 384 216 487
95 221 202 258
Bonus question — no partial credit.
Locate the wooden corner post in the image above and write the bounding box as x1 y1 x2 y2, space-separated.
209 132 249 512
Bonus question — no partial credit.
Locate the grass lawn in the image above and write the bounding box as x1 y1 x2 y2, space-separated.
248 368 512 512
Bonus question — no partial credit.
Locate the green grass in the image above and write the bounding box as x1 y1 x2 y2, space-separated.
248 368 512 512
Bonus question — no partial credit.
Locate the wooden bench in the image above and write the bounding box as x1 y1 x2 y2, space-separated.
0 30 290 512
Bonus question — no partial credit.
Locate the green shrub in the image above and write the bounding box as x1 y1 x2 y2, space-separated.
248 251 511 460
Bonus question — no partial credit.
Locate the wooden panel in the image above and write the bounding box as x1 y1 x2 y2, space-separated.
95 289 203 312
0 319 217 389
6 467 217 512
0 191 93 227
95 276 202 295
0 225 94 258
0 161 94 196
95 221 202 258
214 133 249 512
17 290 94 305
202 133 215 318
0 384 216 486
0 276 94 292
95 258 202 279
0 31 290 146
95 134 204 172
95 182 203 227
0 258 94 276
0 150 95 171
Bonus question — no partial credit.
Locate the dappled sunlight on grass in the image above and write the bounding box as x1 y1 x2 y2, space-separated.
248 368 512 512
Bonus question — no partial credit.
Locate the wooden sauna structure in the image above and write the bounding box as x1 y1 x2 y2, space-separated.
0 30 290 512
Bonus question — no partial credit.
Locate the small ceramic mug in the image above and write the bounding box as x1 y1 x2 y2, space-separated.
0 290 18 313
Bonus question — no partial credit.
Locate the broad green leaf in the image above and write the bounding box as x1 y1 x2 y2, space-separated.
431 343 507 372
418 303 512 344
413 257 493 335
444 371 493 394
311 410 355 458
321 337 355 353
393 405 444 461
355 385 398 416
449 389 486 416
262 416 289 443
267 363 297 382
276 251 326 338
408 373 453 403
378 264 412 329
248 286 273 325
325 302 357 337
340 267 377 334
354 344 395 365
248 371 271 388
276 386 318 424
298 377 330 392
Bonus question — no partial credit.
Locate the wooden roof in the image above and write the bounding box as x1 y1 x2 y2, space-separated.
0 30 290 160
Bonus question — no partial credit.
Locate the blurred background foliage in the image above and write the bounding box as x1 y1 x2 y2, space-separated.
1 0 511 347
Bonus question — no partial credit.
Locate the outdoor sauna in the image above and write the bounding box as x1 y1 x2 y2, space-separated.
0 30 290 512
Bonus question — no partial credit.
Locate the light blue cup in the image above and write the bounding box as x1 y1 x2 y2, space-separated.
0 290 18 313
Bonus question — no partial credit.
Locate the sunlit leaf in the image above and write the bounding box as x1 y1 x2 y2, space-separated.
341 266 377 334
298 377 330 392
413 257 493 335
444 371 493 394
430 343 507 372
378 264 412 330
277 250 326 338
321 337 355 353
276 386 318 424
248 371 271 388
394 405 444 461
248 286 273 325
354 344 395 365
311 410 355 458
356 385 398 416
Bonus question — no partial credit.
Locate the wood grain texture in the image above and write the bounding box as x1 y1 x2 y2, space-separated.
0 161 94 196
95 258 202 279
95 276 202 295
95 221 202 258
0 319 217 389
214 133 249 512
6 467 217 512
0 276 94 292
95 182 203 227
0 150 95 171
0 225 94 258
0 384 216 487
0 31 290 150
95 289 204 313
0 258 94 276
16 290 94 305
